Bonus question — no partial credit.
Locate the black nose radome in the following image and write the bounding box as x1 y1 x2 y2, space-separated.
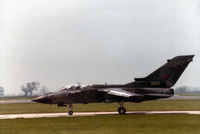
32 95 49 103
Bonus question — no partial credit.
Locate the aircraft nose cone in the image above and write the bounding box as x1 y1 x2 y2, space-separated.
32 95 49 103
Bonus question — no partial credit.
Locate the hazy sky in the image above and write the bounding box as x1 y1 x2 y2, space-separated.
0 0 200 95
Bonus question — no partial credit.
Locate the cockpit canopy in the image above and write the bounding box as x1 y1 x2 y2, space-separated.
59 84 89 91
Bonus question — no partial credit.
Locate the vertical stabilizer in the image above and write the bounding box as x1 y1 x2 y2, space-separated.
127 55 194 88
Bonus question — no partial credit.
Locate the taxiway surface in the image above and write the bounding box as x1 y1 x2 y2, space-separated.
0 111 200 119
0 100 32 104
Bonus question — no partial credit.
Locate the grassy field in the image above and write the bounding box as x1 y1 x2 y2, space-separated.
0 100 200 134
0 114 200 134
0 100 200 114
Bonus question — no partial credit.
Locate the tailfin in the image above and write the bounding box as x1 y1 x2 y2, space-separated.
127 55 194 88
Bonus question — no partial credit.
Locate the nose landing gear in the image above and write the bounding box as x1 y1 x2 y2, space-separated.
68 104 73 115
118 102 126 115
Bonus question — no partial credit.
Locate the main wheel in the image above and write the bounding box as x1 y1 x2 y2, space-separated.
118 107 126 115
68 111 73 115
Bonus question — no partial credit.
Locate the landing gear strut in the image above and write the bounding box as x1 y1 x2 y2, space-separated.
118 102 126 115
68 104 73 115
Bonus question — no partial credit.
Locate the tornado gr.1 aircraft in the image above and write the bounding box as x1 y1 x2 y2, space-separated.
32 55 194 115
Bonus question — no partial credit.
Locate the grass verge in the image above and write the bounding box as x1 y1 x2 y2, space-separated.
0 114 200 134
0 100 200 114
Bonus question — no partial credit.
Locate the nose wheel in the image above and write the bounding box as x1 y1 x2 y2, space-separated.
118 102 126 114
68 104 73 115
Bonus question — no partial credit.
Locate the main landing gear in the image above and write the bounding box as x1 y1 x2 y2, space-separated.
118 102 126 115
68 104 73 115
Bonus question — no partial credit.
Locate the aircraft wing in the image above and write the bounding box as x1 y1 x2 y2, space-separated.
98 88 142 98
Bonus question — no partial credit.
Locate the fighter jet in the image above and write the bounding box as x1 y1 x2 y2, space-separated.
32 55 194 115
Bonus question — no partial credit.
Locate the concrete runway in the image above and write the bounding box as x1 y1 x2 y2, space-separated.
0 111 200 119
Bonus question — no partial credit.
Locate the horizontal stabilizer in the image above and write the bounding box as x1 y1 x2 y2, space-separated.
134 78 148 81
145 94 173 97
